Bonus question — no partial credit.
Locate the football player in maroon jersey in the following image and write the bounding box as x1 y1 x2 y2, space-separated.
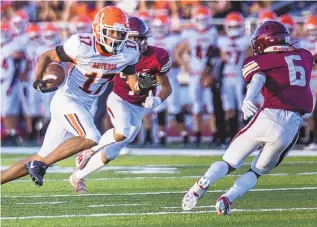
69 17 172 193
182 21 315 215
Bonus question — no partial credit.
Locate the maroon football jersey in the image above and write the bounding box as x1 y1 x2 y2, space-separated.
242 48 314 114
113 45 171 106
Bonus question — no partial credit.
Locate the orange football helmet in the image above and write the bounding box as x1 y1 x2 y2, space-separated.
258 10 277 24
27 23 41 41
11 10 29 34
42 23 60 46
0 22 12 44
92 6 130 53
304 15 317 41
74 15 92 33
152 15 170 38
224 12 245 38
192 5 212 31
278 14 295 35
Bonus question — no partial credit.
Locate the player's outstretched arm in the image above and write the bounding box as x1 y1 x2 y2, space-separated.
156 74 172 102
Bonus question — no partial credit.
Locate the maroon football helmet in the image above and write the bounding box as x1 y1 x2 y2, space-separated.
128 17 150 53
251 20 291 55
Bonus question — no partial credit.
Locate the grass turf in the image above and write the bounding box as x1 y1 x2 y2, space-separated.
1 154 317 227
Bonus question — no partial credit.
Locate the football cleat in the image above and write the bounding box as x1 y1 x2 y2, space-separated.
76 149 94 170
25 160 48 186
182 176 210 211
69 173 87 193
215 196 231 216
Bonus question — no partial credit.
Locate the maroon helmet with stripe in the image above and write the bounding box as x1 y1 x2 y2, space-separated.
251 20 291 55
128 16 150 53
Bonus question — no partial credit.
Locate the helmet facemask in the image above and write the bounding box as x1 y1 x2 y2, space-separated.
194 15 210 31
225 23 244 38
12 19 27 34
94 13 130 53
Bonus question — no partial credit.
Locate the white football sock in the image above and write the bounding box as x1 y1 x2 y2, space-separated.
74 151 105 179
91 128 117 152
204 161 229 184
222 171 258 203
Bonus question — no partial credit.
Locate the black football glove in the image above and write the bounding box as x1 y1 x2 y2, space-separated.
33 80 58 93
138 73 159 90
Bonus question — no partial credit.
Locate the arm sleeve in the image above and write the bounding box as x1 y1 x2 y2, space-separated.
245 73 266 101
56 46 73 63
122 64 136 75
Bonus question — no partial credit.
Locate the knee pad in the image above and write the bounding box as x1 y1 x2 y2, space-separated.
157 111 166 126
175 112 185 124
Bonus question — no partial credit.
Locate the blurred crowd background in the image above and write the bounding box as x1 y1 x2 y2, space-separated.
1 0 316 149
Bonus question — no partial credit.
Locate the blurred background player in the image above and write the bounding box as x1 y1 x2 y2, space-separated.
147 15 188 146
175 5 218 146
217 12 250 142
2 10 30 145
73 15 92 33
300 15 317 149
257 10 277 24
0 22 16 145
22 23 44 144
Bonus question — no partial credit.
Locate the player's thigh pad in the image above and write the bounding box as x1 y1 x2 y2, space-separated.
37 117 74 158
188 75 203 114
250 109 302 175
107 92 144 139
50 89 100 143
223 110 266 168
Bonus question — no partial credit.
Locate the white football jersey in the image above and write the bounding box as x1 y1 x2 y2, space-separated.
217 35 251 77
148 34 181 63
0 42 15 82
180 27 218 75
62 33 139 108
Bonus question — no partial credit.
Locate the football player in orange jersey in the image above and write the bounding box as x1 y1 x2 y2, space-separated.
1 6 148 186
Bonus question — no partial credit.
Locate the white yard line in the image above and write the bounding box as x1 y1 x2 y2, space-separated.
88 203 144 208
2 207 317 220
2 146 317 156
15 202 66 205
3 187 317 199
6 171 317 184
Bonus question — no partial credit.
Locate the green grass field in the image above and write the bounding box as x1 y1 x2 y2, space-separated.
1 153 317 227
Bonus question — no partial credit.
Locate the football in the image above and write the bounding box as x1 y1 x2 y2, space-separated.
42 63 66 88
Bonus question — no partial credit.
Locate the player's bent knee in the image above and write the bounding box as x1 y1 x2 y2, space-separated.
114 132 126 142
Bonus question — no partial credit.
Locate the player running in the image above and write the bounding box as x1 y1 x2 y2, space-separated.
1 6 143 186
182 21 315 215
69 16 172 193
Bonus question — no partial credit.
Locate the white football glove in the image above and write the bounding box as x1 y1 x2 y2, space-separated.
143 90 162 109
242 99 258 120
